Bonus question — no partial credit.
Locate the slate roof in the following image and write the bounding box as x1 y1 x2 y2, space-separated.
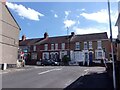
19 38 44 46
71 32 108 42
19 32 108 46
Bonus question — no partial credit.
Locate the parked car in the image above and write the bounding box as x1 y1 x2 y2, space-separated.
41 59 59 66
36 60 42 66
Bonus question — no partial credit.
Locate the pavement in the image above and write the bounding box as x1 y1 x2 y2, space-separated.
1 65 113 90
64 70 113 90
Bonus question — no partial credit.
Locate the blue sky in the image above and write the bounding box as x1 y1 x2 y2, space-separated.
6 2 118 39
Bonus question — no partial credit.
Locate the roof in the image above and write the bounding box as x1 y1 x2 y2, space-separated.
36 36 69 45
19 38 44 46
19 32 108 46
71 32 108 42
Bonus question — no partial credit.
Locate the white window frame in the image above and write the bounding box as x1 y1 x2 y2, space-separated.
95 50 104 59
43 52 49 59
84 42 88 50
97 41 102 49
31 53 37 59
75 42 80 50
55 43 58 50
51 44 54 50
44 44 48 51
89 41 92 49
61 43 65 50
33 45 36 51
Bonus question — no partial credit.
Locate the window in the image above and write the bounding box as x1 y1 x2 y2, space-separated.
89 41 92 49
31 53 37 60
44 44 48 50
75 42 80 50
55 43 58 50
43 52 49 59
97 41 102 49
61 43 65 50
51 44 54 50
33 46 36 51
95 50 104 59
98 52 102 57
84 42 88 49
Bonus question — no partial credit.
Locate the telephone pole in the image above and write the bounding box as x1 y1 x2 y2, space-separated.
108 0 116 90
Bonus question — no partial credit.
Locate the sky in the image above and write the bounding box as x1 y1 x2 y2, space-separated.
6 1 118 39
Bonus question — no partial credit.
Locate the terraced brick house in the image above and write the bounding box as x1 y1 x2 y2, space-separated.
19 32 111 65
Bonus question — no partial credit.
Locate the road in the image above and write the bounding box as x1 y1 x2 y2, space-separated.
2 66 106 89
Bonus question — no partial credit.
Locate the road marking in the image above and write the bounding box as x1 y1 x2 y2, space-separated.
65 80 72 86
38 68 62 75
34 66 55 69
84 69 89 72
0 72 8 74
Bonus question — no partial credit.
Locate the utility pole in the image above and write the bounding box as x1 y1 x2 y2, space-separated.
108 0 116 90
67 27 70 59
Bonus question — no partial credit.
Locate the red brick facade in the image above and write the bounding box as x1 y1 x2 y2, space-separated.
19 32 111 65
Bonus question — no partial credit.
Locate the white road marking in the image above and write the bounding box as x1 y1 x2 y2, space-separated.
84 69 89 72
38 68 62 75
0 72 8 74
65 80 72 86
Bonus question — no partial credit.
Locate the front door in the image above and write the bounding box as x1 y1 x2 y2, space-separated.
89 52 93 64
85 53 88 62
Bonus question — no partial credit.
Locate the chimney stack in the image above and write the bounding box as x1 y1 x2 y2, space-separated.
44 32 48 39
71 32 75 36
22 35 26 41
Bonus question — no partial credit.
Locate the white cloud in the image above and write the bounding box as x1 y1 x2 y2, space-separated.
54 14 58 18
77 21 80 24
73 26 118 38
63 20 76 28
6 2 44 21
65 10 71 19
80 9 117 24
65 10 71 16
81 8 85 11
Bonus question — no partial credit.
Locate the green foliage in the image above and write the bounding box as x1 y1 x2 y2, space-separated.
62 55 70 65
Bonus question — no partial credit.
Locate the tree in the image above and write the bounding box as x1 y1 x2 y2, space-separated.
62 55 70 65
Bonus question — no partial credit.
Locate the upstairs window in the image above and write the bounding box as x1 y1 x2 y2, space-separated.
55 43 58 50
51 44 54 50
84 42 88 50
61 43 65 50
75 42 80 50
97 41 102 49
33 45 36 51
89 41 92 49
44 44 48 50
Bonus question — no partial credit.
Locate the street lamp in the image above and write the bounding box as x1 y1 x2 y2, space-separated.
67 27 70 59
108 0 116 90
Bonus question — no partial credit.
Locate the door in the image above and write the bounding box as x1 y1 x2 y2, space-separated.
89 52 93 63
85 53 88 62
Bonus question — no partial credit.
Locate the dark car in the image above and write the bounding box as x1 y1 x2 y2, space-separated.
41 59 59 66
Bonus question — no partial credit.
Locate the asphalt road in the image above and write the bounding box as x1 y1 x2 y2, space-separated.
2 66 107 89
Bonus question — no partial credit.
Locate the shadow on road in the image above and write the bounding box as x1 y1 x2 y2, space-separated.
64 72 113 90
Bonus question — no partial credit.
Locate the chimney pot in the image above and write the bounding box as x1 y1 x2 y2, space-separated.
71 32 75 36
44 32 48 39
22 35 26 41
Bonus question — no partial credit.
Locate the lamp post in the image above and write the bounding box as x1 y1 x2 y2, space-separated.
108 0 116 90
67 27 70 59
